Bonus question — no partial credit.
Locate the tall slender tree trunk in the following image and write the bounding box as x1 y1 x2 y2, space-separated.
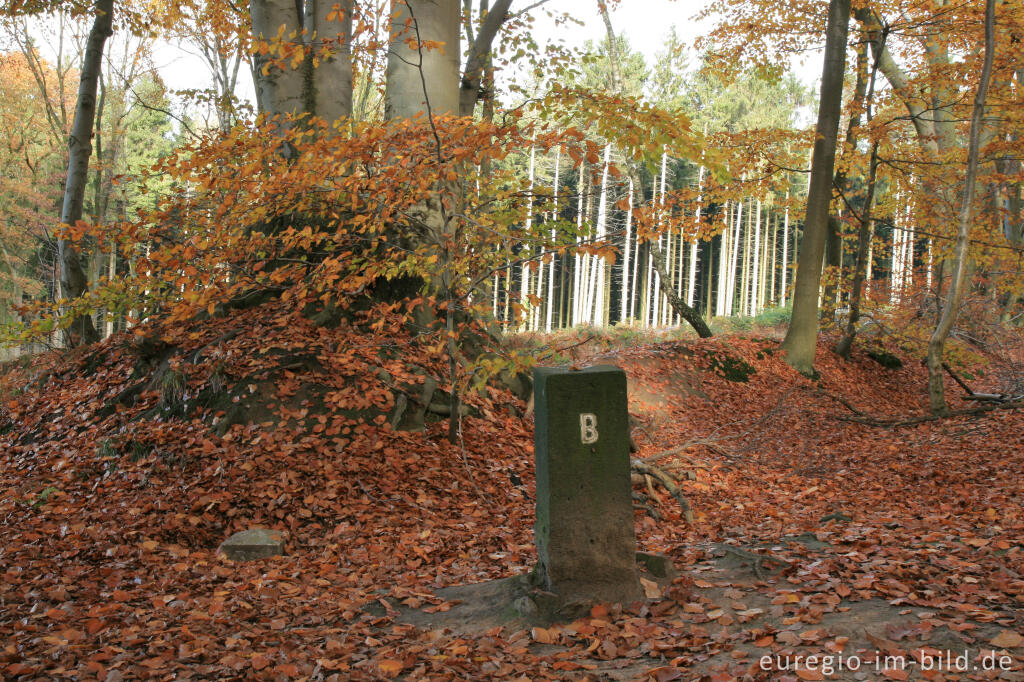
620 177 634 323
59 0 114 347
648 242 713 338
780 0 852 374
727 197 743 315
546 149 560 331
717 201 731 316
926 0 996 415
835 142 880 358
781 196 790 306
688 161 704 307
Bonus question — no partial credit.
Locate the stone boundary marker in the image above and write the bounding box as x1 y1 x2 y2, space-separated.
218 528 285 561
532 365 642 610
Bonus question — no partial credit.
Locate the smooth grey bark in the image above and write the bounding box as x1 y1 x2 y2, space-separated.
825 39 868 308
386 0 462 119
925 0 996 416
835 141 879 359
306 0 355 123
779 0 851 375
250 0 355 145
250 0 306 123
59 0 114 347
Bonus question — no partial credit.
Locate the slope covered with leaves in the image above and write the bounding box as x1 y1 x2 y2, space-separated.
1 305 1023 680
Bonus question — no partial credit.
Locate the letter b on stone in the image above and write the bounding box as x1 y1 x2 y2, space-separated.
580 413 598 444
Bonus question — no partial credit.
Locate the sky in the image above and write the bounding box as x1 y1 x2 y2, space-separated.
151 0 824 110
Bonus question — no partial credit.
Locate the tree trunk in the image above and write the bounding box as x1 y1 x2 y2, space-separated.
780 0 851 375
459 0 513 115
59 0 114 347
250 0 306 123
926 0 996 415
620 177 633 323
306 0 354 123
386 0 461 120
648 242 713 338
835 141 879 358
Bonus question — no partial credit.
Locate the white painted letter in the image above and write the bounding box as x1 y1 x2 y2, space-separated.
580 413 598 444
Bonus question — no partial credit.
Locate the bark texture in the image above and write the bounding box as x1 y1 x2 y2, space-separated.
925 0 996 415
649 243 713 338
386 0 462 120
779 0 851 375
59 0 114 347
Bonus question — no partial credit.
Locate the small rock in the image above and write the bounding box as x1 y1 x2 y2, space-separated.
218 528 285 561
513 595 538 618
636 551 676 579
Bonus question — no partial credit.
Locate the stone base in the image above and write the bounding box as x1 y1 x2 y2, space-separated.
218 528 285 561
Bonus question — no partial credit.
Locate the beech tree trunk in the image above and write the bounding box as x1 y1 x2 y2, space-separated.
250 0 306 123
835 141 879 359
307 0 354 123
251 0 355 127
780 0 851 375
386 0 461 119
59 0 113 347
926 0 996 415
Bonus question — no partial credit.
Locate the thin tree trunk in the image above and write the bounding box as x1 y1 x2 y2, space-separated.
926 0 996 415
688 161 704 307
727 197 743 315
717 201 730 316
780 0 852 374
835 142 880 358
59 0 113 347
591 144 612 326
620 177 634 323
519 142 536 330
781 195 790 306
648 242 713 338
546 148 560 331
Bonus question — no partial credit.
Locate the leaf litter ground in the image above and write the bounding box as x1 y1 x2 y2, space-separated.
1 305 1022 680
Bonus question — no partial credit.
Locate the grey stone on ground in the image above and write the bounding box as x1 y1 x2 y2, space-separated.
218 528 285 561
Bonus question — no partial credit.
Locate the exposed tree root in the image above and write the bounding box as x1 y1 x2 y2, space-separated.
711 543 793 581
631 459 694 523
833 399 1024 428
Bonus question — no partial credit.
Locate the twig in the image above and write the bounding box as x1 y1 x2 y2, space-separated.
639 438 735 464
834 399 1024 427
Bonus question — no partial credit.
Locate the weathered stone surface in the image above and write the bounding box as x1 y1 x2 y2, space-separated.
636 551 676 579
218 528 285 561
532 365 642 610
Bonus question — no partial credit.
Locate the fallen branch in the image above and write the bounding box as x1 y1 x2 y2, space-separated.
941 362 977 397
639 438 733 464
834 398 1024 427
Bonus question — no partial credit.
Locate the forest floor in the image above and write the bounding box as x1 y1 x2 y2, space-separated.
1 302 1023 681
